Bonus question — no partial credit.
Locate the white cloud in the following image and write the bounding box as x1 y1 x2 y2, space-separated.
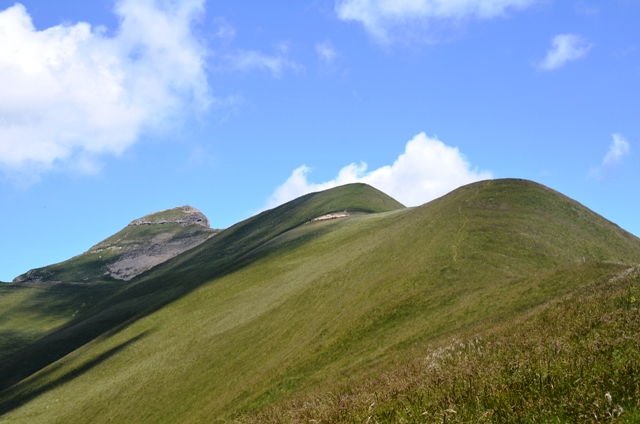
589 133 630 180
222 49 303 78
265 132 492 209
603 134 631 166
316 40 339 64
335 0 535 43
538 33 593 70
0 0 210 177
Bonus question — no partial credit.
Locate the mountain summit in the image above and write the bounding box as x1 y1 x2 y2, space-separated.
13 206 218 284
128 205 210 228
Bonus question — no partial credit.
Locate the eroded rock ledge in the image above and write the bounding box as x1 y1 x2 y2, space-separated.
128 206 210 228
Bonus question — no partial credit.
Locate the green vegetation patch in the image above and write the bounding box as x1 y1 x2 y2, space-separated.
240 266 640 423
137 206 197 223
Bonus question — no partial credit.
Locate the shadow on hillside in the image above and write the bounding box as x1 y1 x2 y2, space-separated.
0 331 148 416
0 210 341 401
0 290 154 393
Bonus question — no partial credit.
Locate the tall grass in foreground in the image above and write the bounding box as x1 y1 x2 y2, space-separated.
236 266 640 423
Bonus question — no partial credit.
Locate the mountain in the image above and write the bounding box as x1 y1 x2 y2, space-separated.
12 206 219 284
0 179 639 423
0 183 405 390
0 206 219 373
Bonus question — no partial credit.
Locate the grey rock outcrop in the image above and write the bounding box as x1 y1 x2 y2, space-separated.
104 228 215 281
12 269 60 285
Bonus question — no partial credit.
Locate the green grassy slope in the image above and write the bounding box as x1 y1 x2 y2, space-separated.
242 265 640 423
0 183 404 393
130 207 206 224
0 284 109 359
1 179 639 423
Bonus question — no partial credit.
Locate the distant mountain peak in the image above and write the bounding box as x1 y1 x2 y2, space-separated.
12 205 217 284
128 206 210 228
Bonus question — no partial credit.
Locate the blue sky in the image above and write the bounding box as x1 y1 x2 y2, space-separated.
0 0 638 282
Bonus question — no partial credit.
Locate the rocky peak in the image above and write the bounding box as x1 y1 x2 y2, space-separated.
128 206 210 228
13 206 217 284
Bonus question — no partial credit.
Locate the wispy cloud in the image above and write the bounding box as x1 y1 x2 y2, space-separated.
0 0 210 179
335 0 536 44
211 17 236 42
537 34 593 71
589 134 631 180
264 132 492 209
316 40 339 65
221 49 303 78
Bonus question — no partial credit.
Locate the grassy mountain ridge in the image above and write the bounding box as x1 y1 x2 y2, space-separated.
1 179 640 422
0 183 404 393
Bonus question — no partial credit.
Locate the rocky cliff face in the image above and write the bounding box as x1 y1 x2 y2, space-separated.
13 206 219 284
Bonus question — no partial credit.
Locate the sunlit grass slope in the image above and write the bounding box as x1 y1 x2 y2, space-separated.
1 179 639 423
241 265 640 423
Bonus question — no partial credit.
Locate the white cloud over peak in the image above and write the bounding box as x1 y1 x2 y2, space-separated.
589 133 631 180
265 132 492 209
335 0 536 43
0 0 210 177
538 34 593 70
